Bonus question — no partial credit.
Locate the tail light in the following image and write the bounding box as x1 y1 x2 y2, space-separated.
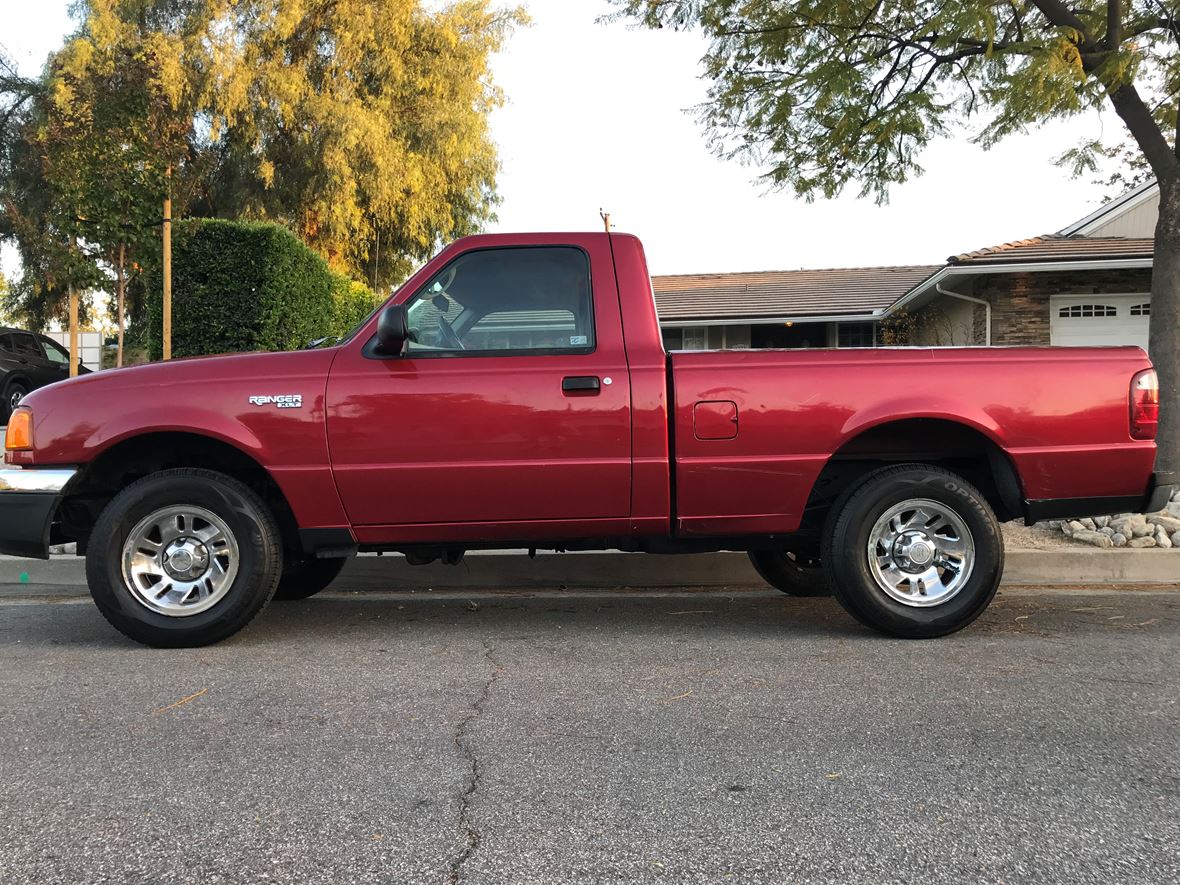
1130 369 1159 440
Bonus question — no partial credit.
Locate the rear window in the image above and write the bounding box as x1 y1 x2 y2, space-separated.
10 332 42 356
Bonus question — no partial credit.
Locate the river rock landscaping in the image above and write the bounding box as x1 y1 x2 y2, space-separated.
1030 487 1180 551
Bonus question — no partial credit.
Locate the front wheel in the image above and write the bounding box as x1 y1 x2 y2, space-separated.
821 464 1003 639
747 550 830 596
86 468 283 647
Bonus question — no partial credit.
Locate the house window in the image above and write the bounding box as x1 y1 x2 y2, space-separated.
663 326 708 350
1058 304 1117 318
837 322 875 348
1130 303 1150 316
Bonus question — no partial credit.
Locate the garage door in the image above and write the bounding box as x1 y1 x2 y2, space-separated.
1050 294 1150 349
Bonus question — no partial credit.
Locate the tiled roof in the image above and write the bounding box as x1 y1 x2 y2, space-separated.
951 236 1154 264
651 265 940 322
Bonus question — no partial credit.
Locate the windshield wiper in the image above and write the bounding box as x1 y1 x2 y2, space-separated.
306 335 340 349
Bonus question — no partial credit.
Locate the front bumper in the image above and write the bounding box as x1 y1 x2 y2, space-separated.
0 467 78 559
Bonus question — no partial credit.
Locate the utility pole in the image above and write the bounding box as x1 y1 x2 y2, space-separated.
68 284 78 378
68 230 78 378
115 242 125 368
599 208 611 232
162 165 172 360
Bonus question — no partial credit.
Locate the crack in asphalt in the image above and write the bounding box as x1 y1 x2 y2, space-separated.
448 639 502 884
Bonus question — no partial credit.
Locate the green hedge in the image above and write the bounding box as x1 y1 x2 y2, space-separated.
146 219 378 359
330 276 383 340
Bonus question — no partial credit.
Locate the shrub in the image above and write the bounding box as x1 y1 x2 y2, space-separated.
146 219 375 359
329 275 382 340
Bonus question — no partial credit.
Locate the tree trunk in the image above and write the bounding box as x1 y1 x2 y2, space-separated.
1150 177 1180 483
116 241 126 369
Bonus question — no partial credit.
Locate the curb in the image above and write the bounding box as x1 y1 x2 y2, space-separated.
1 549 1176 589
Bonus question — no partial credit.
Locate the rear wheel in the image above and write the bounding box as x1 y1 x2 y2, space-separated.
85 468 282 647
821 464 1003 638
274 556 347 600
747 550 830 596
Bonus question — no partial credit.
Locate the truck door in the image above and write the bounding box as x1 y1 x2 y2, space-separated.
325 236 632 541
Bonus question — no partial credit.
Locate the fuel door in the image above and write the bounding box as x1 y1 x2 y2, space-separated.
693 400 738 440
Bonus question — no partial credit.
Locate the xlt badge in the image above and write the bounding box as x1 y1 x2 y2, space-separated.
248 394 303 409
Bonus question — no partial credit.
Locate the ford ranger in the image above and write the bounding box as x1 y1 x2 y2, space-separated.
0 232 1169 646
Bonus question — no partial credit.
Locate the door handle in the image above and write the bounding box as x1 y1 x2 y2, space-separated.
562 375 601 393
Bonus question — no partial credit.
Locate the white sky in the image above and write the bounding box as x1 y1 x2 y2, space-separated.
1 0 1131 281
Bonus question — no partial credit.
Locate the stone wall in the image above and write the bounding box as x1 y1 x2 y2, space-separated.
969 268 1152 346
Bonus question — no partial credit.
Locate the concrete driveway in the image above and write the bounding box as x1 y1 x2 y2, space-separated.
1 583 1178 884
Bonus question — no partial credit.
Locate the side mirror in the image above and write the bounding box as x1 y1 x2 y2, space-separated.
375 304 410 356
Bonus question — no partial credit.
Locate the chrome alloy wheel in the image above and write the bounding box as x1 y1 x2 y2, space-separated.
866 498 974 608
121 505 239 616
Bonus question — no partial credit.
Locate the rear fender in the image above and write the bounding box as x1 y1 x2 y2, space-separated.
837 399 1007 450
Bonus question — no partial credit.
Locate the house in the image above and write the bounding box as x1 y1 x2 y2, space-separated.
653 179 1158 350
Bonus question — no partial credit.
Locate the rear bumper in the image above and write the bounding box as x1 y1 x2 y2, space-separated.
1024 470 1177 524
1145 470 1177 514
0 467 78 559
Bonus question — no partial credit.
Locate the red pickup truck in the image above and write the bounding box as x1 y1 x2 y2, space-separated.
0 232 1168 646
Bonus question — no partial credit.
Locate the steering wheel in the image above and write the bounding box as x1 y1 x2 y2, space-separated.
437 315 465 350
435 265 457 292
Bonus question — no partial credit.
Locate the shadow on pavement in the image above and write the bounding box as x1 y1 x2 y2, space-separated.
2 586 1178 649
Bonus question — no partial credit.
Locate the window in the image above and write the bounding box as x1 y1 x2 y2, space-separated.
41 337 69 365
464 310 580 351
663 326 707 351
1130 303 1150 316
401 247 593 356
2 332 43 357
1058 304 1117 318
837 322 876 348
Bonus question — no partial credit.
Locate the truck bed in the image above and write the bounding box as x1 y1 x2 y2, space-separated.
669 346 1156 536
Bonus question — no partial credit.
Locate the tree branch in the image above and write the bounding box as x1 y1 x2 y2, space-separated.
1106 81 1180 178
1106 0 1122 49
1029 0 1096 47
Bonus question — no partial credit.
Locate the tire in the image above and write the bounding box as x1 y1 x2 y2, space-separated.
86 468 283 647
821 463 1003 639
274 556 347 600
2 381 28 423
747 550 830 596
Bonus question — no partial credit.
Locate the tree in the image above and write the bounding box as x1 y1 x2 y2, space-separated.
612 1 1180 483
2 0 524 340
190 0 526 290
0 55 87 331
44 19 187 365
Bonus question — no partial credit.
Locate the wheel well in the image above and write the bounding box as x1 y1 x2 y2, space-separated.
801 419 1024 532
58 432 300 555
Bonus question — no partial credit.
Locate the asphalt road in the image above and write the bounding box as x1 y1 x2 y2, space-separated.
1 583 1178 884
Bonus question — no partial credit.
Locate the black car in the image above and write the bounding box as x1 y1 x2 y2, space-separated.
0 328 90 422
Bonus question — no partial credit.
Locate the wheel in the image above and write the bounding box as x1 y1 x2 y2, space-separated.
274 556 347 600
3 381 28 422
821 464 1003 639
85 468 283 647
747 550 830 596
